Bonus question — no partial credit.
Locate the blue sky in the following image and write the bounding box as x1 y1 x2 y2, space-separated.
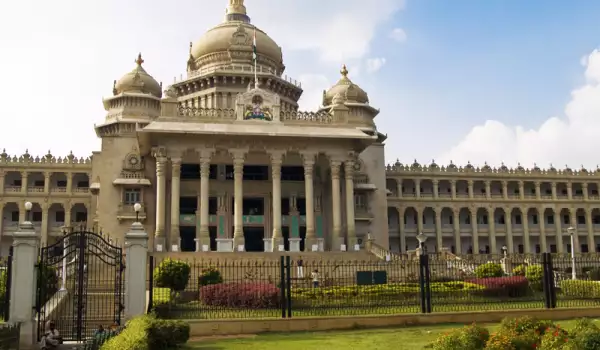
1 0 600 168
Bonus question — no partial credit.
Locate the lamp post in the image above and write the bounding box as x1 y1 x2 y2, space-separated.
502 245 508 258
416 232 427 256
567 226 576 280
24 201 32 223
134 203 142 222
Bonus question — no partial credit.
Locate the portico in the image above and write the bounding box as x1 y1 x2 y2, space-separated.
137 86 377 253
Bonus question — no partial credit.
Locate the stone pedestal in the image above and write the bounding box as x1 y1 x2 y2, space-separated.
10 221 40 349
216 238 234 252
306 238 324 252
154 236 166 252
263 239 273 252
271 237 284 252
233 236 245 252
194 238 211 252
289 238 302 252
124 222 148 320
347 237 359 251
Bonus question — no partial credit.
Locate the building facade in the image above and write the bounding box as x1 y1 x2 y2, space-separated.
1 1 594 256
386 160 600 255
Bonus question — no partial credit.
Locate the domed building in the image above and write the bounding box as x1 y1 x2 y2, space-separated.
1 0 596 258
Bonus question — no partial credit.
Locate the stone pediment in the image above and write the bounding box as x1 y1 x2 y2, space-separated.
235 85 281 122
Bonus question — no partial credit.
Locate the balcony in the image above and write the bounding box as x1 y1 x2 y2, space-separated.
116 203 147 221
50 187 67 193
3 186 20 193
355 206 374 221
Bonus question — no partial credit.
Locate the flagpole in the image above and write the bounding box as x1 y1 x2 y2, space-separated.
254 28 258 89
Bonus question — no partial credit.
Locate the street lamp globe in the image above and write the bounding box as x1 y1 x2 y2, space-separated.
416 232 427 244
567 226 576 235
133 203 142 212
24 201 32 211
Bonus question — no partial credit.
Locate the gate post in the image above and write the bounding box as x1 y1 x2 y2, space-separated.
9 217 40 349
124 221 149 320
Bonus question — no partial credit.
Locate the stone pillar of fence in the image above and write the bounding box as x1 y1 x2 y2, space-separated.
124 221 149 320
9 219 40 349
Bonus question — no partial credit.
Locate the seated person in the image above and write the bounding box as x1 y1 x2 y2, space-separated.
39 320 62 349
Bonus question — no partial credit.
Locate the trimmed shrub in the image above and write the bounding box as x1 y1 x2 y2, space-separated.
100 315 189 350
198 267 223 287
432 323 489 350
200 282 280 308
512 264 526 276
153 259 191 292
499 315 554 335
561 280 600 298
474 263 504 278
525 264 544 291
0 270 6 311
469 276 530 298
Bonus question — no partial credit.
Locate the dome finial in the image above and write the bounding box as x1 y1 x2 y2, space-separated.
135 53 144 67
340 64 349 78
227 0 247 15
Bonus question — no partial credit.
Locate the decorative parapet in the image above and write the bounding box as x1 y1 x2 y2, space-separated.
0 149 92 169
280 110 332 124
177 106 236 120
385 159 600 178
182 64 302 88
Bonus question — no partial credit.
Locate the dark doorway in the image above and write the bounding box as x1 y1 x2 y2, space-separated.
209 226 217 251
244 227 264 252
299 226 306 252
282 226 290 251
180 226 196 252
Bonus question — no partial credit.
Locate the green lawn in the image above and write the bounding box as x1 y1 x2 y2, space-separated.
185 319 591 350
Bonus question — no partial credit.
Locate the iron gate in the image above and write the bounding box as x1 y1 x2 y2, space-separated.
36 229 124 342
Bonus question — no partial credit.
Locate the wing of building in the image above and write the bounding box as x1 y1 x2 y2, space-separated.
0 1 596 256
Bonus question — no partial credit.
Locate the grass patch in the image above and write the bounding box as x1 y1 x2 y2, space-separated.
184 319 595 350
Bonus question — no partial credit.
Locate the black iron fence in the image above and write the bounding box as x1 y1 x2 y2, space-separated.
0 247 13 322
147 253 600 320
0 323 20 349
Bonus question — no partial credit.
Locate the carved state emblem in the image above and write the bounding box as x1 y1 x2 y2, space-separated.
244 95 272 121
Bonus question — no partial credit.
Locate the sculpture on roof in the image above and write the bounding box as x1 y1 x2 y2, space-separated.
244 95 272 121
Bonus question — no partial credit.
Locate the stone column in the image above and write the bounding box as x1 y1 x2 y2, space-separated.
231 150 246 250
523 207 531 253
9 219 40 348
415 179 421 198
416 207 423 233
452 209 461 254
41 203 49 246
170 157 182 249
450 180 457 200
0 203 3 242
434 207 442 251
470 208 479 253
485 181 491 200
330 159 344 250
583 183 589 201
44 172 51 194
539 208 547 253
488 206 496 253
66 172 72 194
567 183 573 200
399 206 406 253
570 208 579 253
551 183 557 200
0 170 4 195
301 152 318 251
433 180 439 199
270 150 285 251
535 181 541 200
502 181 508 200
124 221 148 319
555 211 563 253
197 150 213 251
65 202 72 228
154 150 167 250
586 208 594 251
467 180 474 199
21 171 28 194
519 181 525 200
504 207 514 253
344 159 357 250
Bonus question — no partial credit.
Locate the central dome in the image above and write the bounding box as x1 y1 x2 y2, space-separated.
189 1 284 73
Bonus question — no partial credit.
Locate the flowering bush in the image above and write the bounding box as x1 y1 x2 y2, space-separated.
199 282 280 308
432 323 488 350
499 315 554 335
469 276 530 298
485 331 516 350
538 325 569 350
474 263 504 278
512 265 526 276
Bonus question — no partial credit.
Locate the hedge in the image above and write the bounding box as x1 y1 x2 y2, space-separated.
561 280 600 298
468 276 530 298
100 315 189 350
199 282 280 308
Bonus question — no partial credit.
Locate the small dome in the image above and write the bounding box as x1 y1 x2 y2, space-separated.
500 162 508 171
447 161 457 170
482 162 491 171
429 159 439 169
114 54 162 98
323 65 369 106
411 159 421 169
516 163 524 171
549 163 557 172
465 161 474 169
532 163 541 172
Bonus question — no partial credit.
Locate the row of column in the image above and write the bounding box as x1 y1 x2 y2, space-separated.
395 206 594 255
397 179 590 200
152 148 357 251
0 171 84 195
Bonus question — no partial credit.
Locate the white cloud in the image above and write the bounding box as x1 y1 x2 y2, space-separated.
0 0 404 156
297 74 331 111
389 28 407 43
366 58 387 73
438 49 600 169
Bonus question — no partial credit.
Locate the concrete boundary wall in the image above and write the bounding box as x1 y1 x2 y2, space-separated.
188 308 600 337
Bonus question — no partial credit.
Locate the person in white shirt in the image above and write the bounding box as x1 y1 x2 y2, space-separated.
297 256 304 278
40 320 61 349
311 269 320 288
